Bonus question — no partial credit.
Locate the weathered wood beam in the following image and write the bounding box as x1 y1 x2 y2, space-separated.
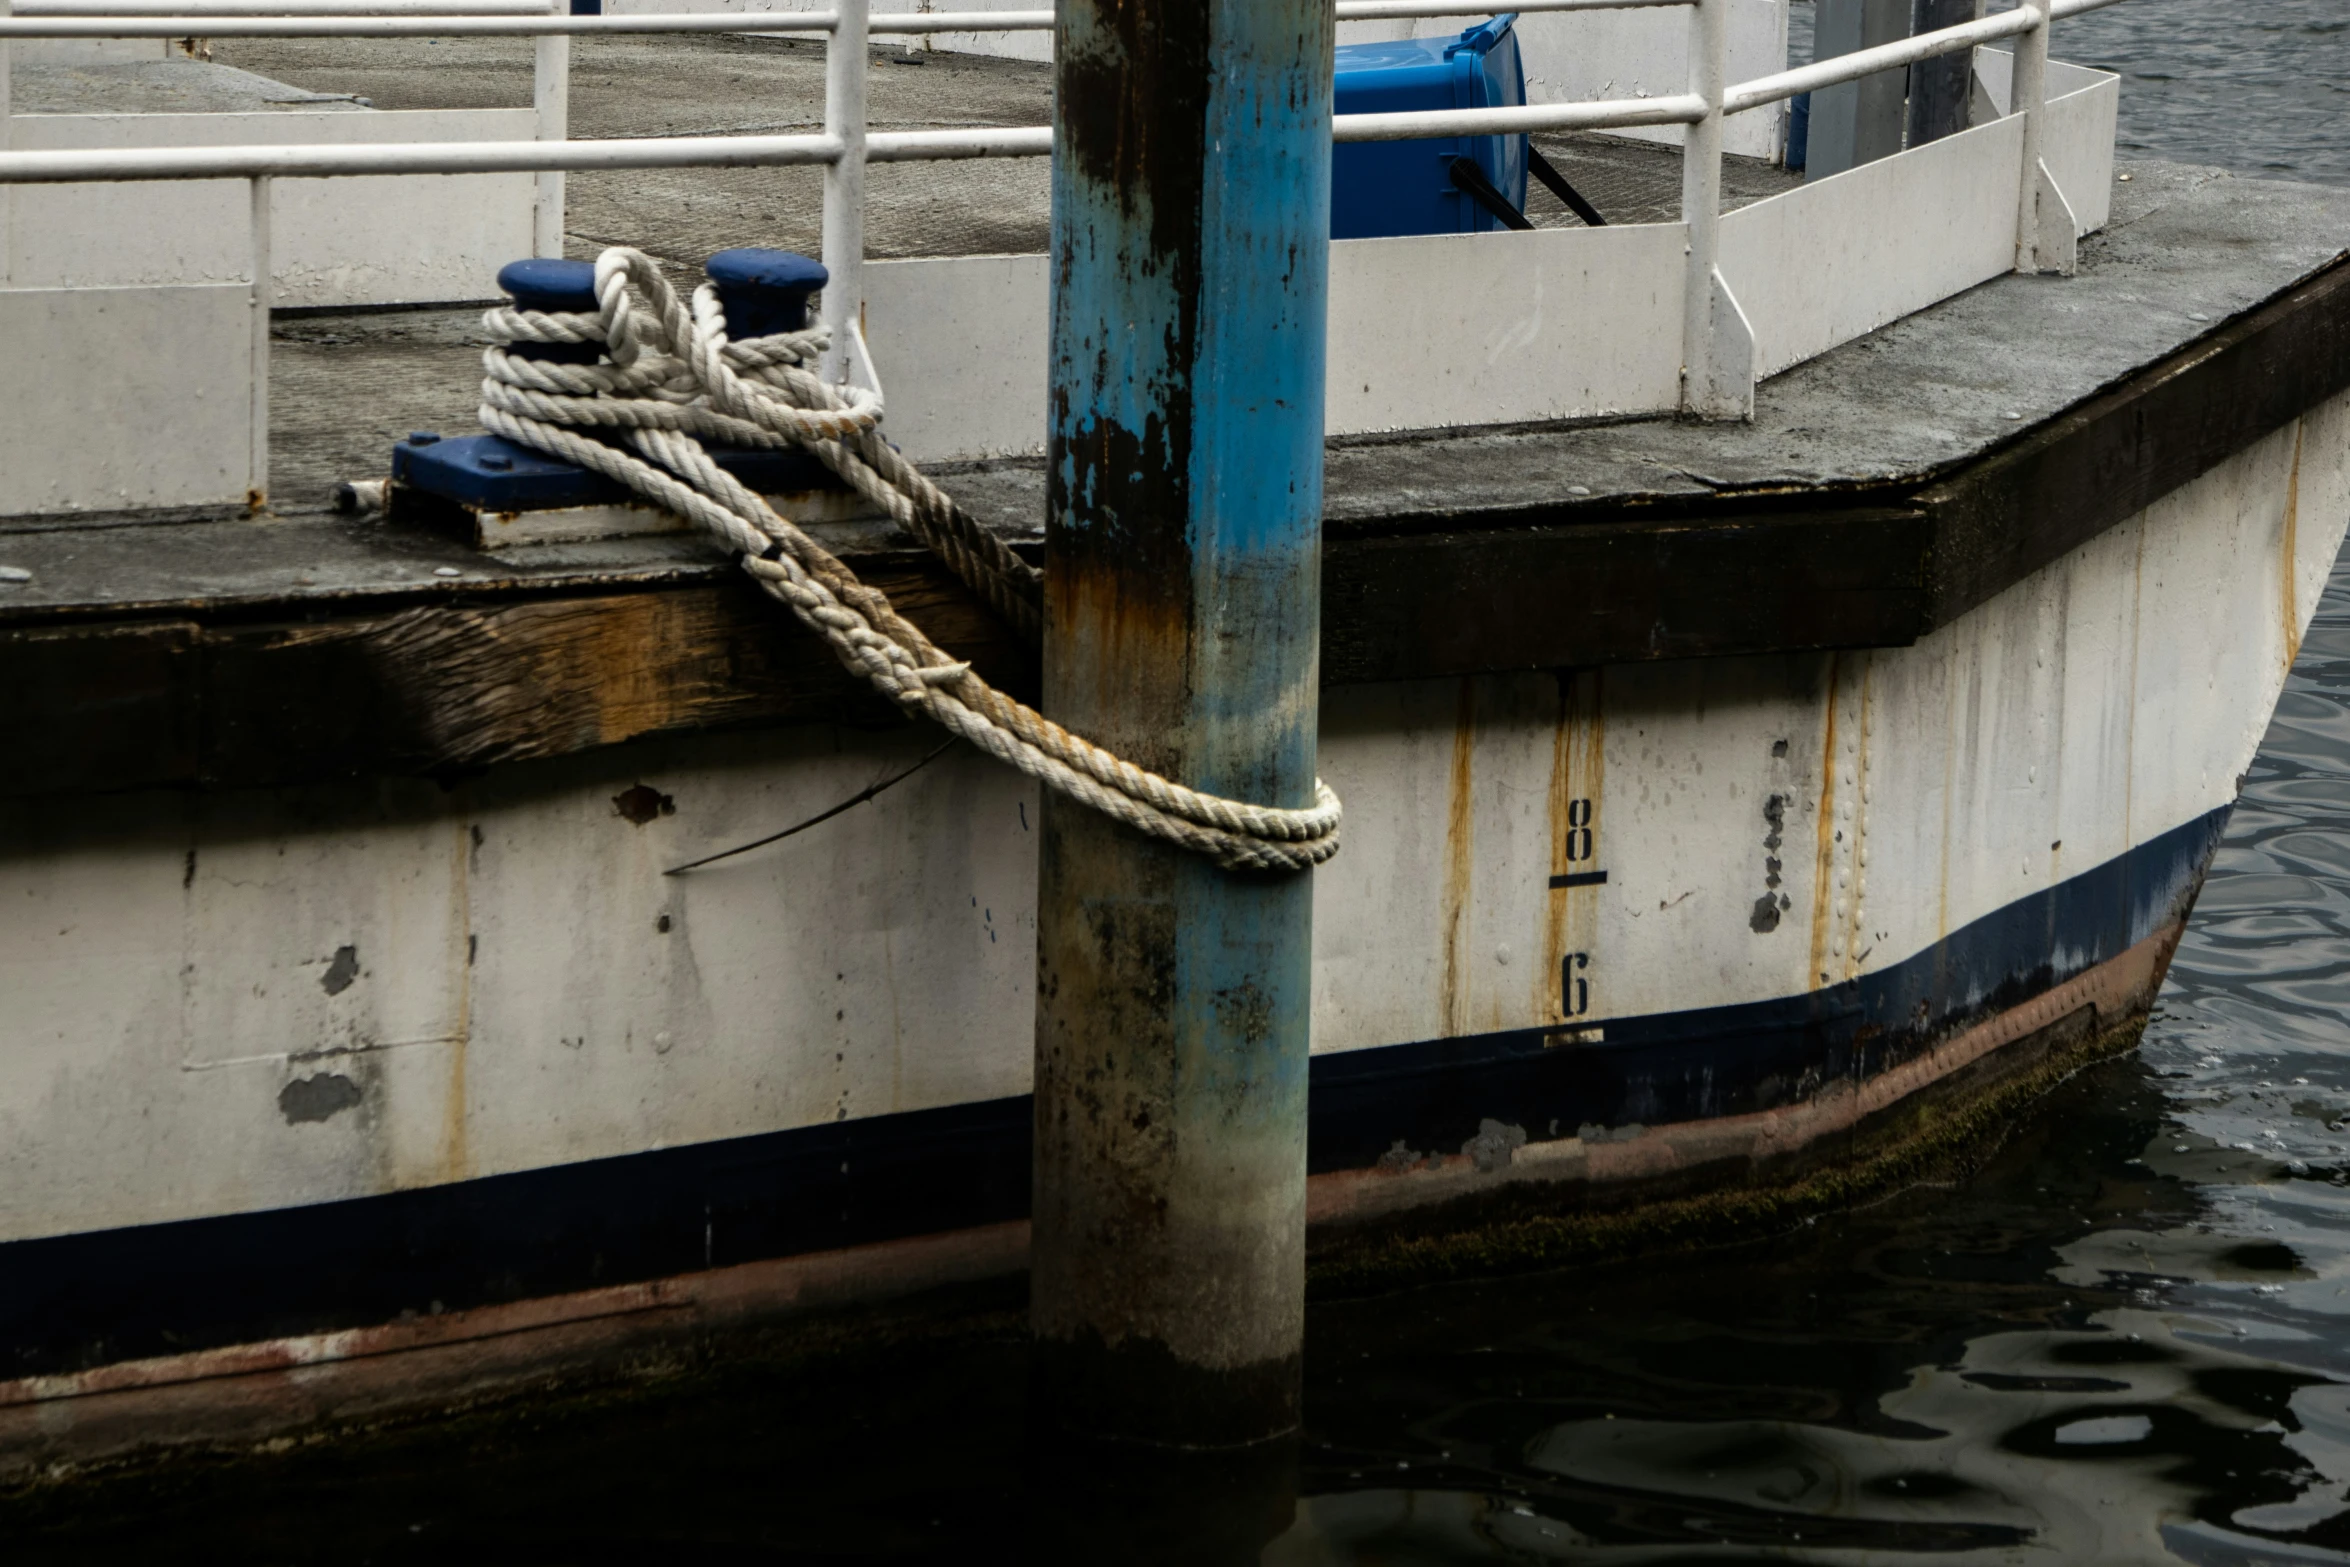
0 569 1035 798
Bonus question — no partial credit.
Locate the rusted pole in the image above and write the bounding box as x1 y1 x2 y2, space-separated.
1031 0 1332 1447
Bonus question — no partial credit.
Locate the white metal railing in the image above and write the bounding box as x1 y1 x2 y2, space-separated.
0 0 2114 494
0 0 1702 33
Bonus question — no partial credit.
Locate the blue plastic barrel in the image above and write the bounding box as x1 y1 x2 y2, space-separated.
1331 15 1529 240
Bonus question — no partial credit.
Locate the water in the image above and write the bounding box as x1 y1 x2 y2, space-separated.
2044 0 2350 185
1789 0 2350 185
8 5 2350 1562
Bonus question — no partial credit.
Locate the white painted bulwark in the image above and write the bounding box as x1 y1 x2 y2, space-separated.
9 37 167 62
1325 220 1687 434
860 251 1049 463
2040 58 2118 233
2 388 2342 1242
5 109 536 305
861 59 2117 460
0 283 251 514
863 223 1689 462
1721 112 2025 380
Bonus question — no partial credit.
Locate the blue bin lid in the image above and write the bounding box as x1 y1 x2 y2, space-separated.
707 248 829 339
1334 12 1518 93
1446 13 1518 59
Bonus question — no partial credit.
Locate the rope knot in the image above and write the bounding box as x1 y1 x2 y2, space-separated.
475 245 1339 873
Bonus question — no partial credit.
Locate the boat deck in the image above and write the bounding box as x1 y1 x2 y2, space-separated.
2 34 2349 797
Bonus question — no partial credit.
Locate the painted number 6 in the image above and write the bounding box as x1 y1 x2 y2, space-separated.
1561 951 1591 1017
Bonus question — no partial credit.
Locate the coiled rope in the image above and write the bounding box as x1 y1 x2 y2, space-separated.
477 246 1341 872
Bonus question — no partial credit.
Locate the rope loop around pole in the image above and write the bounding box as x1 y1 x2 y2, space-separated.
477 245 1340 872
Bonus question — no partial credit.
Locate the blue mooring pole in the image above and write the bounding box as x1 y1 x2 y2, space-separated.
1031 0 1333 1446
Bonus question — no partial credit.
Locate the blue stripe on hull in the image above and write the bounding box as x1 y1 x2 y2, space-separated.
1309 804 2230 1169
0 806 2229 1379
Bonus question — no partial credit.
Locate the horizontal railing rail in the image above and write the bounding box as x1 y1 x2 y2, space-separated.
0 96 1742 177
0 127 1033 180
1337 92 1707 140
1726 5 2036 114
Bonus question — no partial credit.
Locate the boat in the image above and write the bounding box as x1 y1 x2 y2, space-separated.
0 0 2344 1470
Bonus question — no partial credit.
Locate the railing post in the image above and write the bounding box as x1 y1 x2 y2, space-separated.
1679 0 1736 418
532 0 567 258
2010 0 2052 272
248 174 271 510
2 0 13 284
819 0 866 385
1033 0 1333 1449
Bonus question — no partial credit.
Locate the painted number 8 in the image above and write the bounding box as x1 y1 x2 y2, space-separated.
1566 798 1594 862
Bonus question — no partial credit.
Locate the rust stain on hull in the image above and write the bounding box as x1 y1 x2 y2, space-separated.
1541 670 1604 1025
1438 676 1478 1039
1807 653 1843 989
0 1223 1033 1479
1841 656 1876 985
442 817 474 1185
2283 417 2307 671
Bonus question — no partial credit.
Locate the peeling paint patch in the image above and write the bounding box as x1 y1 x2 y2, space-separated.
1751 793 1791 934
279 1073 361 1124
612 785 675 825
320 944 360 996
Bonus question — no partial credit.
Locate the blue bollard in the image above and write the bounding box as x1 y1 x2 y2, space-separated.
705 248 828 339
392 250 840 514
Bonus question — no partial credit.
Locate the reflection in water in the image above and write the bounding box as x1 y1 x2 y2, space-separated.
1272 549 2350 1564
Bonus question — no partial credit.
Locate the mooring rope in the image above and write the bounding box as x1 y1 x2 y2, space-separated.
477 246 1341 872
